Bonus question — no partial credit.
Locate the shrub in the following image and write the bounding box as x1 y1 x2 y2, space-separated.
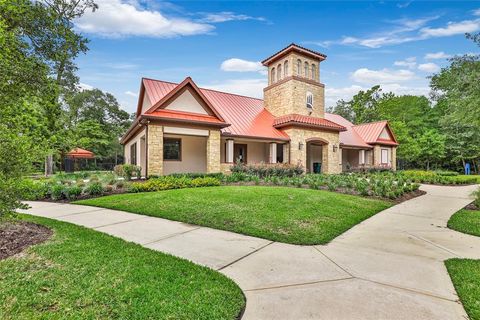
167 172 224 180
65 185 82 200
127 176 221 193
230 162 304 178
51 184 66 201
85 182 104 195
114 164 141 181
472 188 480 208
18 179 49 200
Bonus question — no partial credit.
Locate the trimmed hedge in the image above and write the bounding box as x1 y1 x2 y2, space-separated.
127 176 221 193
230 162 304 178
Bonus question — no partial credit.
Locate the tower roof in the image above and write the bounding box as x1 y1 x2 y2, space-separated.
261 43 327 66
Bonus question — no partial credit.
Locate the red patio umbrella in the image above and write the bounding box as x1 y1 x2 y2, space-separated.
66 147 95 159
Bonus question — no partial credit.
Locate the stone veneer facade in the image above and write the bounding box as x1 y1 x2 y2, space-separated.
147 124 163 175
264 52 325 119
206 130 221 173
283 127 342 174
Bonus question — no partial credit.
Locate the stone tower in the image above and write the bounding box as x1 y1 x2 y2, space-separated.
262 43 326 118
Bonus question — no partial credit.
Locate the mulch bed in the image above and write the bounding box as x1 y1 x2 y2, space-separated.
465 203 479 211
0 221 52 260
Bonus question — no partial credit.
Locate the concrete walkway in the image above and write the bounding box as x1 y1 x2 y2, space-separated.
20 184 480 320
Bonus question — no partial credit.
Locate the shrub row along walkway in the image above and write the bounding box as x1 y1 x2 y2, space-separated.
21 184 480 320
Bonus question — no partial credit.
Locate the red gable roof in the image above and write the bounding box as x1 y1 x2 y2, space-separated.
353 121 398 146
273 114 346 131
325 113 372 148
141 78 289 141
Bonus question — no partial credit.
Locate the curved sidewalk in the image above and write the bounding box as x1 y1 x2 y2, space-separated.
21 184 480 320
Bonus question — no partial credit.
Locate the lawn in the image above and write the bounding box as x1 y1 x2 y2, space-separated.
447 209 480 237
75 186 392 245
0 215 244 320
445 259 480 320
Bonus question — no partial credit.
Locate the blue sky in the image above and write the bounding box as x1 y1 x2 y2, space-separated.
75 1 480 113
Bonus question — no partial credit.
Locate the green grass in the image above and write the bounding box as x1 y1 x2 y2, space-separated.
75 186 392 245
456 175 480 183
448 209 480 237
0 215 244 320
445 259 480 320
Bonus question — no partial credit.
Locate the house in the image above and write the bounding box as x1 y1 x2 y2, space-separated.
120 44 398 176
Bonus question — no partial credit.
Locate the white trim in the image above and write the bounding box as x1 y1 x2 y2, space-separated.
163 126 209 137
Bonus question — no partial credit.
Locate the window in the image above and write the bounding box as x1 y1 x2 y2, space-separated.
297 59 301 75
304 62 309 78
271 67 276 83
284 60 289 77
381 149 389 164
130 143 137 165
306 91 313 110
359 150 365 165
311 64 316 80
164 138 181 161
277 64 282 80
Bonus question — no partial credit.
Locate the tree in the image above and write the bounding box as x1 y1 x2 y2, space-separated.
1 0 98 175
430 32 480 171
350 85 382 124
65 89 132 163
327 99 355 122
417 129 446 170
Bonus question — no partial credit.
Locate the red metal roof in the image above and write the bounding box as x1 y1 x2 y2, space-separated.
262 43 327 66
67 148 94 159
142 78 289 140
325 113 372 148
353 121 398 146
147 109 228 127
273 114 346 131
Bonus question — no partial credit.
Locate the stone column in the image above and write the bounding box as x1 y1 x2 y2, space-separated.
147 124 163 176
207 130 221 173
282 143 289 164
392 147 397 171
226 139 234 163
373 145 381 167
269 143 277 164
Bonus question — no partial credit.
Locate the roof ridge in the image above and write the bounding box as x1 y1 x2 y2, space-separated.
142 77 264 101
353 120 388 127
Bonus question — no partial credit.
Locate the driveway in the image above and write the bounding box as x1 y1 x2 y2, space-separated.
21 184 480 319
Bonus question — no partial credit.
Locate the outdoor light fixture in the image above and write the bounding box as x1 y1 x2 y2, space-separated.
333 144 338 152
298 142 304 150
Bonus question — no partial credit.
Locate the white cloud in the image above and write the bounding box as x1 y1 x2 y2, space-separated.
75 0 214 38
220 58 266 74
394 57 417 69
351 68 416 84
424 51 451 60
325 85 366 106
309 13 480 48
199 12 266 23
420 19 480 37
125 90 138 97
418 62 440 73
203 79 267 98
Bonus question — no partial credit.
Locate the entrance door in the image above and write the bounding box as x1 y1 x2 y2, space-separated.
233 144 248 163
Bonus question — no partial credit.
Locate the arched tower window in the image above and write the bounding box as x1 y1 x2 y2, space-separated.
271 67 276 84
296 59 301 76
311 64 316 80
304 62 309 78
284 60 289 77
277 64 282 80
306 91 313 111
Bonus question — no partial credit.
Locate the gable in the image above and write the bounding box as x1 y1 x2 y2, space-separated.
164 88 209 115
379 127 393 140
141 92 151 114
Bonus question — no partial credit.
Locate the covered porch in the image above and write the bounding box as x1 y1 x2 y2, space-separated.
341 147 373 172
220 137 290 167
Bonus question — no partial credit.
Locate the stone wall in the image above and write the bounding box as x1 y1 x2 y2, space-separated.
147 124 163 176
207 130 221 173
373 145 397 170
283 127 341 174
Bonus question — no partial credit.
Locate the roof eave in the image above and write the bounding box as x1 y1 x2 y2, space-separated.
273 121 346 132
